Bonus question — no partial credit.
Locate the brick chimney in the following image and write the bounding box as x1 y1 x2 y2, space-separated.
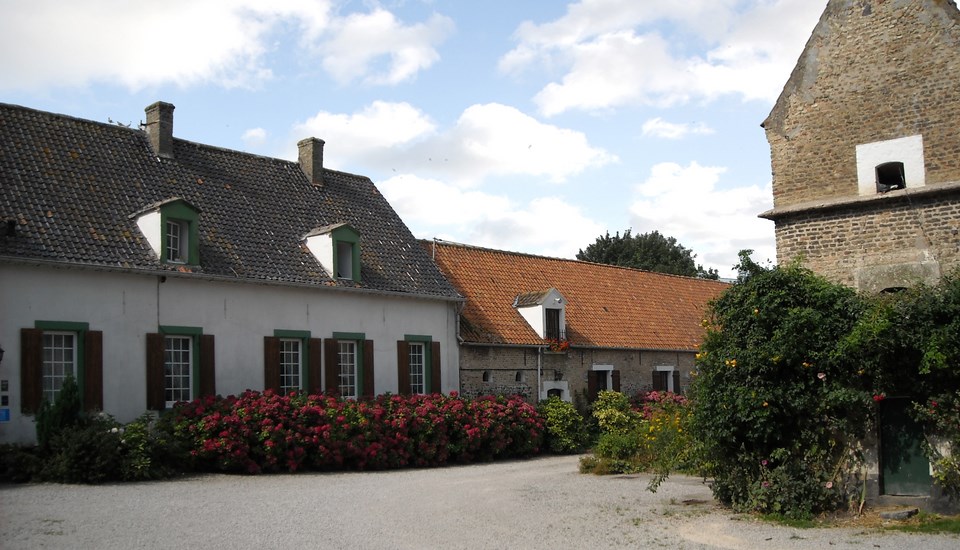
298 137 325 187
145 102 175 158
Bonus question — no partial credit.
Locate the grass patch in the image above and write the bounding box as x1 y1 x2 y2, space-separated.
885 512 960 534
759 513 818 529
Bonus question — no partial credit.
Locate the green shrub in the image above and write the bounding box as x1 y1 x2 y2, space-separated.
119 413 182 481
691 253 870 519
595 429 644 460
592 390 639 436
40 414 123 483
35 375 83 449
538 397 586 454
0 444 42 483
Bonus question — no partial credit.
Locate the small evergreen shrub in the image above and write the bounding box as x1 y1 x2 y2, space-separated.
35 375 83 449
538 397 586 454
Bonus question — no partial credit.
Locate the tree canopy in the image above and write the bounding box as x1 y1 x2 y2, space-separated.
576 229 719 279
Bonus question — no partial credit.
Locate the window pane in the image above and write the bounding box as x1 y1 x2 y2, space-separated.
409 342 425 394
42 332 76 403
165 220 183 262
164 336 192 406
338 341 357 398
279 339 302 394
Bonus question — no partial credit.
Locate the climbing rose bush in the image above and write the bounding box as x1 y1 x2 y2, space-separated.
690 253 871 519
168 391 543 474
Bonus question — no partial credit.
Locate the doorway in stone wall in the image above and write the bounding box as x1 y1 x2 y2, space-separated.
879 397 931 496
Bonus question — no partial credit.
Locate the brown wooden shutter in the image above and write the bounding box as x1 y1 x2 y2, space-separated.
587 371 598 403
146 333 165 410
362 339 375 397
20 328 43 414
324 339 339 395
612 369 621 392
84 330 103 411
430 341 441 394
397 341 411 395
263 336 281 393
652 370 664 391
199 334 216 398
672 370 681 395
308 338 323 394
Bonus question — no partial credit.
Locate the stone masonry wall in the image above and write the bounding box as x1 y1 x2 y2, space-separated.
775 194 960 288
459 345 696 405
764 0 960 208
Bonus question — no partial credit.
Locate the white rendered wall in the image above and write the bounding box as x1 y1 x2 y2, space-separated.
855 134 926 195
0 263 459 443
136 211 162 257
304 233 335 277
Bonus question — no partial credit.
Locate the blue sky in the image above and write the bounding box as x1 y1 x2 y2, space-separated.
1 0 828 278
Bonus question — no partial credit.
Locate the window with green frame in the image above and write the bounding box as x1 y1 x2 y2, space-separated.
146 326 215 410
325 332 374 398
396 335 441 395
264 330 321 394
159 200 199 265
331 225 360 282
19 321 103 413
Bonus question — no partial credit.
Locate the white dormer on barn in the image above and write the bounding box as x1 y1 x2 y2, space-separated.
514 288 566 341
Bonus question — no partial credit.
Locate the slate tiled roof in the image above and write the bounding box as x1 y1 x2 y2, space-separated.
424 240 730 349
0 102 461 300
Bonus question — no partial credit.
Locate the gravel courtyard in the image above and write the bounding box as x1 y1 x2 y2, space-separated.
1 454 957 549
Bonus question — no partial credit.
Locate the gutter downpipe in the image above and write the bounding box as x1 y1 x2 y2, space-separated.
537 345 543 404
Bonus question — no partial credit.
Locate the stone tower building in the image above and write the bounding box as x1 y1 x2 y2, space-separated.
760 0 960 292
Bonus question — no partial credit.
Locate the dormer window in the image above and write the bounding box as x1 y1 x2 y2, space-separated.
337 240 355 279
304 223 361 283
132 198 200 265
165 219 187 263
515 288 566 342
545 308 561 340
855 135 925 196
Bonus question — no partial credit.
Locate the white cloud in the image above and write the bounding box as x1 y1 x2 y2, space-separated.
629 161 775 278
242 127 267 147
378 175 604 258
641 117 714 140
501 0 825 115
292 102 615 185
0 0 448 92
320 10 454 85
292 101 438 168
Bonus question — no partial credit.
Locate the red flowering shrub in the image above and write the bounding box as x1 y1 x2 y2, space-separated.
168 391 543 474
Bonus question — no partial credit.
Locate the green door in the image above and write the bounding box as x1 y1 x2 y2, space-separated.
880 398 931 496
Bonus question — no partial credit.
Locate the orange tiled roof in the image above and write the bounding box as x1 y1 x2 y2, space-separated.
425 240 730 350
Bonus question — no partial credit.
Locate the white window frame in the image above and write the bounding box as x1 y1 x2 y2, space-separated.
164 335 193 408
409 342 426 395
165 219 187 263
279 338 303 394
338 340 358 399
42 331 77 404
